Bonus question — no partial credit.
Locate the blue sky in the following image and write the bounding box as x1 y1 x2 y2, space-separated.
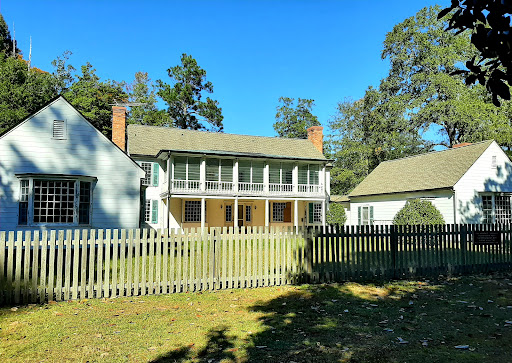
1 0 449 138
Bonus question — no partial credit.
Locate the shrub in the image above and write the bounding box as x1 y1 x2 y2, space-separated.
326 203 347 225
393 199 445 225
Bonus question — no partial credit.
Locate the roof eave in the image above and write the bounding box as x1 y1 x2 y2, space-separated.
349 186 455 199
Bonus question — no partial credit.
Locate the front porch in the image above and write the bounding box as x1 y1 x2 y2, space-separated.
162 196 326 231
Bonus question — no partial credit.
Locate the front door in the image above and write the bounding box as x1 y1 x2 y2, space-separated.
238 204 244 227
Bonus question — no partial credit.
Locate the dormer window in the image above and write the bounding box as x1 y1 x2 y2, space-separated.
52 120 66 139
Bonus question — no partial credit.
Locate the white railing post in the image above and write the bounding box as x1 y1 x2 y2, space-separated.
234 159 239 194
293 163 298 195
264 161 269 193
200 157 206 192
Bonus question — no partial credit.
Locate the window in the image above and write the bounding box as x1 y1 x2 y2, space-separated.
18 180 29 225
140 162 159 186
246 205 252 222
145 200 152 223
272 202 291 222
225 205 232 222
52 120 66 139
144 200 158 224
33 180 75 223
79 181 92 224
238 160 264 184
269 162 293 184
481 194 512 224
358 206 373 226
19 178 93 225
482 195 493 224
174 156 200 181
299 164 320 185
308 202 322 223
184 200 202 222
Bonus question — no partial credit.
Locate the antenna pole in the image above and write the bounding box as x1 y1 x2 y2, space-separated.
12 22 15 57
28 36 32 70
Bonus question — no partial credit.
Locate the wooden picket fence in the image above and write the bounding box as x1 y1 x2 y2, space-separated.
1 224 512 305
0 227 304 305
309 223 512 282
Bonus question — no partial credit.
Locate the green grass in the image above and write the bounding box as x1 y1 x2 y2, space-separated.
3 272 512 362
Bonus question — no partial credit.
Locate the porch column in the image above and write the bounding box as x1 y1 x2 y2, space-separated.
292 163 298 194
234 198 239 228
201 197 206 231
234 159 239 194
322 199 326 228
264 161 269 193
200 156 206 192
265 199 269 227
167 154 172 194
294 199 299 233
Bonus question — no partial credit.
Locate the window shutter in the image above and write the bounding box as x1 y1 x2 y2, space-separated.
370 206 374 225
152 163 159 186
309 203 314 224
284 202 292 222
151 200 158 224
358 206 361 225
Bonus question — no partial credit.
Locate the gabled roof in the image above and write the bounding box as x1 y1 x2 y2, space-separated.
127 124 326 161
349 140 495 198
0 96 145 175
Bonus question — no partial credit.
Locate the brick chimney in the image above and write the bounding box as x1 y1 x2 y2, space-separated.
112 106 127 151
307 126 324 154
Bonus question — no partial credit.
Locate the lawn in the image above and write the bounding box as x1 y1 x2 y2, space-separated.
2 272 512 362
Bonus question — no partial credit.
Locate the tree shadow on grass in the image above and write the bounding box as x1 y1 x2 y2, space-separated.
152 281 443 363
151 325 236 363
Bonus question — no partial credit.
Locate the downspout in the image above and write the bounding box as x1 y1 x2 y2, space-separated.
452 188 457 224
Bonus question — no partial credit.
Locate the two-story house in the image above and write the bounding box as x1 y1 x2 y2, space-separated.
113 107 331 231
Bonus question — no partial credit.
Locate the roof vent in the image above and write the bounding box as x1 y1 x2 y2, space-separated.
52 120 66 139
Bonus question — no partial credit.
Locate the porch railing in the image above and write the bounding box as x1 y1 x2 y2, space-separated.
238 182 265 195
172 180 201 193
205 181 234 193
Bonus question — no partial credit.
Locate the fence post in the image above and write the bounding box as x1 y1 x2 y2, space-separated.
391 225 398 279
305 226 313 283
461 224 467 274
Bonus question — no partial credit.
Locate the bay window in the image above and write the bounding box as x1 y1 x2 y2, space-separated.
17 177 94 226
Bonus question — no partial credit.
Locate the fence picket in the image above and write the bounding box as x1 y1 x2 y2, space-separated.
39 231 48 303
148 229 155 295
162 229 168 295
88 231 96 299
96 230 103 299
134 229 140 296
141 229 147 295
155 229 162 294
111 229 119 298
55 231 64 302
0 232 5 304
71 230 79 300
119 229 126 297
127 229 134 297
31 231 40 303
103 230 111 298
80 230 88 299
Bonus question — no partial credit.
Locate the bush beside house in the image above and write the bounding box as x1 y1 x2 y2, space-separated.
327 203 347 225
393 199 445 225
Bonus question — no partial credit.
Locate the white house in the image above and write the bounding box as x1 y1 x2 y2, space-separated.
0 97 145 231
0 98 331 232
111 109 331 231
347 140 512 225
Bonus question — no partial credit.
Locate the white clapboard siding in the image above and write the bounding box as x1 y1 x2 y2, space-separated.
0 97 144 232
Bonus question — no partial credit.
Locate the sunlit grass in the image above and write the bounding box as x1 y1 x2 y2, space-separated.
2 273 512 362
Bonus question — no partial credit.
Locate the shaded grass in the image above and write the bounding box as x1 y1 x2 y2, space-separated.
3 272 512 362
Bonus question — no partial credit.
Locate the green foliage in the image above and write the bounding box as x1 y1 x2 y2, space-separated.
440 1 512 106
51 50 75 94
157 54 223 131
0 54 59 133
64 63 127 137
0 14 21 56
393 199 445 226
381 5 512 148
273 97 320 138
327 87 428 195
127 71 170 126
326 203 346 225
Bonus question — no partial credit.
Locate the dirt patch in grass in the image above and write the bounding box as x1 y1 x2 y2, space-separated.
3 273 512 362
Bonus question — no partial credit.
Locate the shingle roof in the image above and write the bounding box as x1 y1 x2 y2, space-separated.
127 124 326 160
349 140 495 197
330 195 350 203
